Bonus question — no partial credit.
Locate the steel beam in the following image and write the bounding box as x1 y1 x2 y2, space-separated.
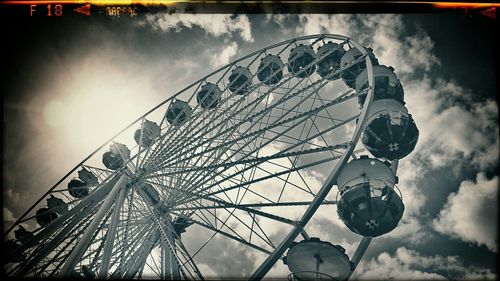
347 236 372 280
98 184 128 278
58 174 129 276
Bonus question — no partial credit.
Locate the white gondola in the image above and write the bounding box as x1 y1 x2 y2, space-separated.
134 120 161 147
316 42 346 80
355 65 404 106
102 143 131 170
285 238 351 281
336 156 404 237
257 54 284 85
288 44 317 78
165 100 192 126
228 67 253 96
340 47 378 88
362 99 419 160
197 83 223 108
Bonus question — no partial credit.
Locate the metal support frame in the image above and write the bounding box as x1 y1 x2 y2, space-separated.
161 228 180 280
10 176 120 257
13 197 102 276
123 229 161 279
9 177 121 276
98 183 128 278
109 225 155 278
58 174 129 276
347 237 372 279
6 34 393 280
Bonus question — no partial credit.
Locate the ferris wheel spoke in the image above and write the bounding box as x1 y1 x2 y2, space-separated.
149 56 290 165
190 200 274 250
206 206 273 248
172 235 206 280
134 118 151 169
275 90 324 202
9 176 119 263
148 143 347 180
175 196 278 250
121 229 161 279
305 75 352 159
96 182 128 278
190 219 273 256
155 111 355 201
187 195 298 227
135 186 204 280
166 138 354 210
145 67 343 171
109 224 156 278
57 174 129 276
118 186 135 268
147 96 258 171
56 207 116 272
10 197 105 276
145 93 249 168
152 89 356 174
217 170 305 210
137 120 181 169
199 156 338 201
81 164 118 182
284 157 316 197
121 228 160 278
150 81 334 173
200 110 356 189
172 199 338 211
144 255 162 277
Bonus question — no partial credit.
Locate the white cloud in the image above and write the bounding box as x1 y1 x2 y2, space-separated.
290 15 498 256
3 207 16 226
387 216 429 244
295 14 440 76
3 207 17 240
140 14 253 42
433 173 498 252
194 235 257 277
362 15 440 74
296 14 352 37
210 41 238 68
393 76 498 248
405 77 499 170
354 247 496 280
4 188 21 206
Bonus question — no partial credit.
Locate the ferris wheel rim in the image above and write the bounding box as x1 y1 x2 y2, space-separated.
6 34 378 280
248 36 376 280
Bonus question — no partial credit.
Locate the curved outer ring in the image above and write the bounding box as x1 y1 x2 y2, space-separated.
5 34 376 277
249 35 375 280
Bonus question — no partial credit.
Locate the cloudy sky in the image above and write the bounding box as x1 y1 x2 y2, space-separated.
3 6 498 280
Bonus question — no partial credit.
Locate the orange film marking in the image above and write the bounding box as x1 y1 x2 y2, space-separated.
2 1 500 7
432 2 500 8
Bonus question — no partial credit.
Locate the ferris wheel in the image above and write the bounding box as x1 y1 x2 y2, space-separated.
4 34 419 280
